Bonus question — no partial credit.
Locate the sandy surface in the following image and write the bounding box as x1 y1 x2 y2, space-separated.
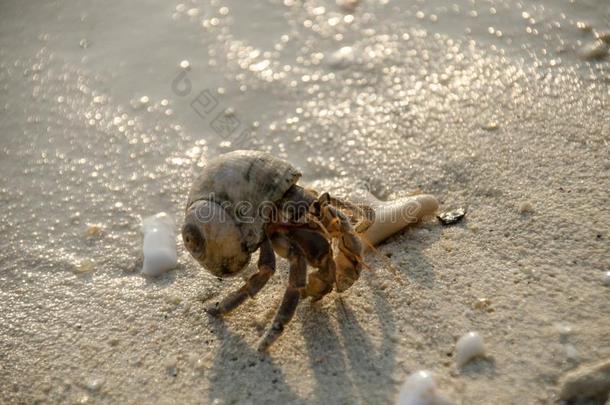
1 0 609 404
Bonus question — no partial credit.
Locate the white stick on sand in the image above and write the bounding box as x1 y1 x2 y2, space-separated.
362 194 439 247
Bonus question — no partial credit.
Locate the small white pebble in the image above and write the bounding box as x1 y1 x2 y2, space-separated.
250 59 270 72
602 271 610 286
141 213 178 277
164 294 182 305
187 8 200 17
328 46 355 69
565 344 579 362
179 60 190 70
481 122 499 131
85 223 104 238
85 377 104 392
396 370 452 405
73 258 95 274
518 201 533 213
554 322 573 337
472 298 492 311
455 332 486 367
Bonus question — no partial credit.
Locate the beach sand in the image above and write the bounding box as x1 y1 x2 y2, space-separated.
0 0 609 403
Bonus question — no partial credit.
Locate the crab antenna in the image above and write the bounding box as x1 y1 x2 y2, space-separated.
359 236 402 282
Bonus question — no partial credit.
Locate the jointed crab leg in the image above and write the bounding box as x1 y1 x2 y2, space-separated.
206 238 276 317
258 240 307 352
315 194 364 292
302 253 335 301
287 227 336 301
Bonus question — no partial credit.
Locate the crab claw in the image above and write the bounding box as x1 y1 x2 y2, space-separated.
335 253 361 292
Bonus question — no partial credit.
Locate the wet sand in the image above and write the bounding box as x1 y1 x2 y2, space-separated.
0 0 609 403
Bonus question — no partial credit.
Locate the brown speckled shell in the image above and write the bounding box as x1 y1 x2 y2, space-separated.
187 150 301 252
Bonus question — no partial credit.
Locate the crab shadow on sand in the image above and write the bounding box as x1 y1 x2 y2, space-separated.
206 317 302 404
205 223 441 404
300 223 442 403
301 288 397 404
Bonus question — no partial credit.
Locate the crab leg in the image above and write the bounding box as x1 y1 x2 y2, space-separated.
206 238 276 317
315 196 364 293
288 227 336 301
361 194 439 247
331 210 365 292
258 240 307 352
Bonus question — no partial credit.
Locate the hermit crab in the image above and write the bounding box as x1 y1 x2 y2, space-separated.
182 150 438 351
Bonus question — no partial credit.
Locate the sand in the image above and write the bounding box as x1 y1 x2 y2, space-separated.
0 0 609 404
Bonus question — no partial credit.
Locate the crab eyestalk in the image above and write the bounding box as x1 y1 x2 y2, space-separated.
361 194 439 248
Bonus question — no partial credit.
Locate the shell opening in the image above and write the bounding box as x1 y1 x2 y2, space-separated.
183 200 251 277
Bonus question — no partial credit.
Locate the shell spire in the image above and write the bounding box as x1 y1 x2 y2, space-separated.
187 150 302 252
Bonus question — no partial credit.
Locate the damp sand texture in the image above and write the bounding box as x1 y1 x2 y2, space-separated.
1 0 609 404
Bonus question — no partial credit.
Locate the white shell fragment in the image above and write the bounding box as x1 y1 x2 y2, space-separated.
396 370 452 405
141 212 178 277
363 194 439 247
455 332 486 367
